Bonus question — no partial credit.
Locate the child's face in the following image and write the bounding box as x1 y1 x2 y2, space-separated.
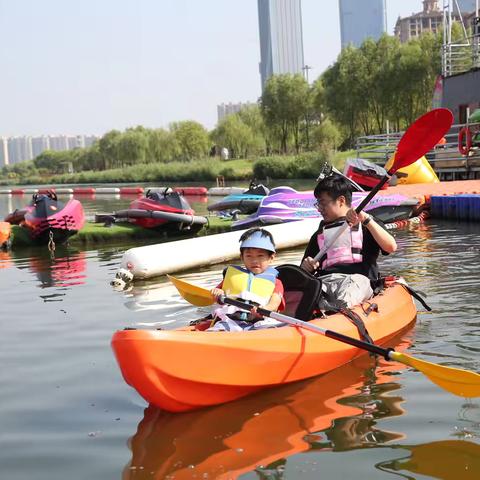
241 247 274 274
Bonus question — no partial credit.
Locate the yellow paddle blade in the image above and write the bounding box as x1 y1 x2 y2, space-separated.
167 275 214 307
390 351 480 398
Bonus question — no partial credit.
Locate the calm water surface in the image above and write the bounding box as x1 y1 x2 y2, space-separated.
1 193 480 479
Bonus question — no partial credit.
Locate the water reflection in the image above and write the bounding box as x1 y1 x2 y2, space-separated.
377 440 480 480
0 250 12 269
123 340 409 480
13 247 87 294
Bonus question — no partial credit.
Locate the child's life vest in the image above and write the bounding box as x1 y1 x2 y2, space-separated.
212 265 278 322
317 218 363 270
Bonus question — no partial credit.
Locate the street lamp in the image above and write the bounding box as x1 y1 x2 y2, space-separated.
302 64 313 83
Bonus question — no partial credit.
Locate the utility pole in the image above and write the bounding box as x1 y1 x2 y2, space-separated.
302 64 313 150
302 64 313 83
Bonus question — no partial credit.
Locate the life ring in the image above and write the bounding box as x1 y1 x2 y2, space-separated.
458 126 472 156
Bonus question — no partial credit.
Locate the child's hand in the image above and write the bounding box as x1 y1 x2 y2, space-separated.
210 288 225 301
250 306 263 319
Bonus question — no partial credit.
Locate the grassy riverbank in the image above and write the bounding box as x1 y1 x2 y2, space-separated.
1 151 352 186
9 216 236 249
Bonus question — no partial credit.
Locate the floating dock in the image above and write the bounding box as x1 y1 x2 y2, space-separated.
379 180 480 221
430 194 480 220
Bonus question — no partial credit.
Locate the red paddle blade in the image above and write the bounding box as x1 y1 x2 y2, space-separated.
389 108 454 174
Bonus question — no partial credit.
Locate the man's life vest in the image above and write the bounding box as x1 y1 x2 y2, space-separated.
317 218 363 270
212 265 278 322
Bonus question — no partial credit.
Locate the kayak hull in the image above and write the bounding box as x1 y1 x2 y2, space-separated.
112 284 416 412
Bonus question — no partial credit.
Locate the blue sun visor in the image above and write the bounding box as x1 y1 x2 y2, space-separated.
240 230 276 253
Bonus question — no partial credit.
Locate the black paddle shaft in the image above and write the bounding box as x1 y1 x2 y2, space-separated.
354 174 390 214
220 296 393 360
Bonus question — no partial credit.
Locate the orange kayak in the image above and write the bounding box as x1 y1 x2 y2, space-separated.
0 221 11 247
112 284 416 412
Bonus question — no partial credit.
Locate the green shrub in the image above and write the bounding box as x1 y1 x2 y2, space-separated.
253 151 334 179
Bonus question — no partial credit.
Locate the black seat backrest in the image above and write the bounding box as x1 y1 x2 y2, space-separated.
277 264 322 321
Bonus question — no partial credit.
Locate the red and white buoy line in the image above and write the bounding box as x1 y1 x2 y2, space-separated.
0 186 209 196
385 210 430 230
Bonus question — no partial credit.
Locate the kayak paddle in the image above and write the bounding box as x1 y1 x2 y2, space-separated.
168 274 480 399
313 108 454 262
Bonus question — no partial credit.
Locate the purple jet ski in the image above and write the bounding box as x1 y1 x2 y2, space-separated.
232 187 419 230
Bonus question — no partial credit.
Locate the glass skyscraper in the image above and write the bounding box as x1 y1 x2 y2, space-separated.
257 0 305 90
339 0 387 49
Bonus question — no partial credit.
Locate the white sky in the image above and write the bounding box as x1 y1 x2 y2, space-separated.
0 0 427 136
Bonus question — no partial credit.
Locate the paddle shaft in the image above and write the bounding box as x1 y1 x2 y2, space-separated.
220 295 393 360
312 174 390 262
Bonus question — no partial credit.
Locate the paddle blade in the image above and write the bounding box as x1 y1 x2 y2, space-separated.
390 351 480 398
390 108 454 174
167 275 214 307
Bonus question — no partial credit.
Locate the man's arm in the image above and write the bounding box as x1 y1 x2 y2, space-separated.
300 232 321 272
346 209 397 253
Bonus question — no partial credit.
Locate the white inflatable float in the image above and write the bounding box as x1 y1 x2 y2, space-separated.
207 186 245 196
116 218 320 281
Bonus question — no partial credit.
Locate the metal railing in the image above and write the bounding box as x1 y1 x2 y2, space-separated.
354 122 480 181
442 34 480 77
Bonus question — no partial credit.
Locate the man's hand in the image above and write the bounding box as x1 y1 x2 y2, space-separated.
301 256 319 273
346 208 369 226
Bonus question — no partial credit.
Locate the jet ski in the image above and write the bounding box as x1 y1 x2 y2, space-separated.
95 188 207 234
232 188 419 230
5 191 85 244
207 181 269 214
343 158 389 190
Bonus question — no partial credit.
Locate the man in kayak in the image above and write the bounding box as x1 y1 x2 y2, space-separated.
206 228 285 331
301 174 397 308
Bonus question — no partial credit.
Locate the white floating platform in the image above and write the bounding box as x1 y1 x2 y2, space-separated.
119 218 319 280
208 186 245 196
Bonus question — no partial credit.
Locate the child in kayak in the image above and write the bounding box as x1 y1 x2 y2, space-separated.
206 227 285 331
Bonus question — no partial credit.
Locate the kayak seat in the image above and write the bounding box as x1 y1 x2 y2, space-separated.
276 264 322 321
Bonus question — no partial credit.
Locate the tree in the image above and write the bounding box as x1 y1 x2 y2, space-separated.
211 113 264 158
311 118 342 150
170 121 209 161
322 45 364 146
98 130 121 169
146 128 180 163
260 74 311 153
34 150 73 174
75 144 102 171
116 129 148 166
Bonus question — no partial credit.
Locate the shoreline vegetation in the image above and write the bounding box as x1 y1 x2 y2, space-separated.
9 216 237 249
1 30 451 186
0 151 352 186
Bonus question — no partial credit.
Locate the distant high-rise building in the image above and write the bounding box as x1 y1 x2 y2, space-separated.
339 0 386 49
84 135 99 148
217 102 255 122
455 0 478 14
7 137 33 165
31 136 50 158
394 1 466 43
0 138 8 167
48 135 69 152
0 133 100 165
257 0 305 90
